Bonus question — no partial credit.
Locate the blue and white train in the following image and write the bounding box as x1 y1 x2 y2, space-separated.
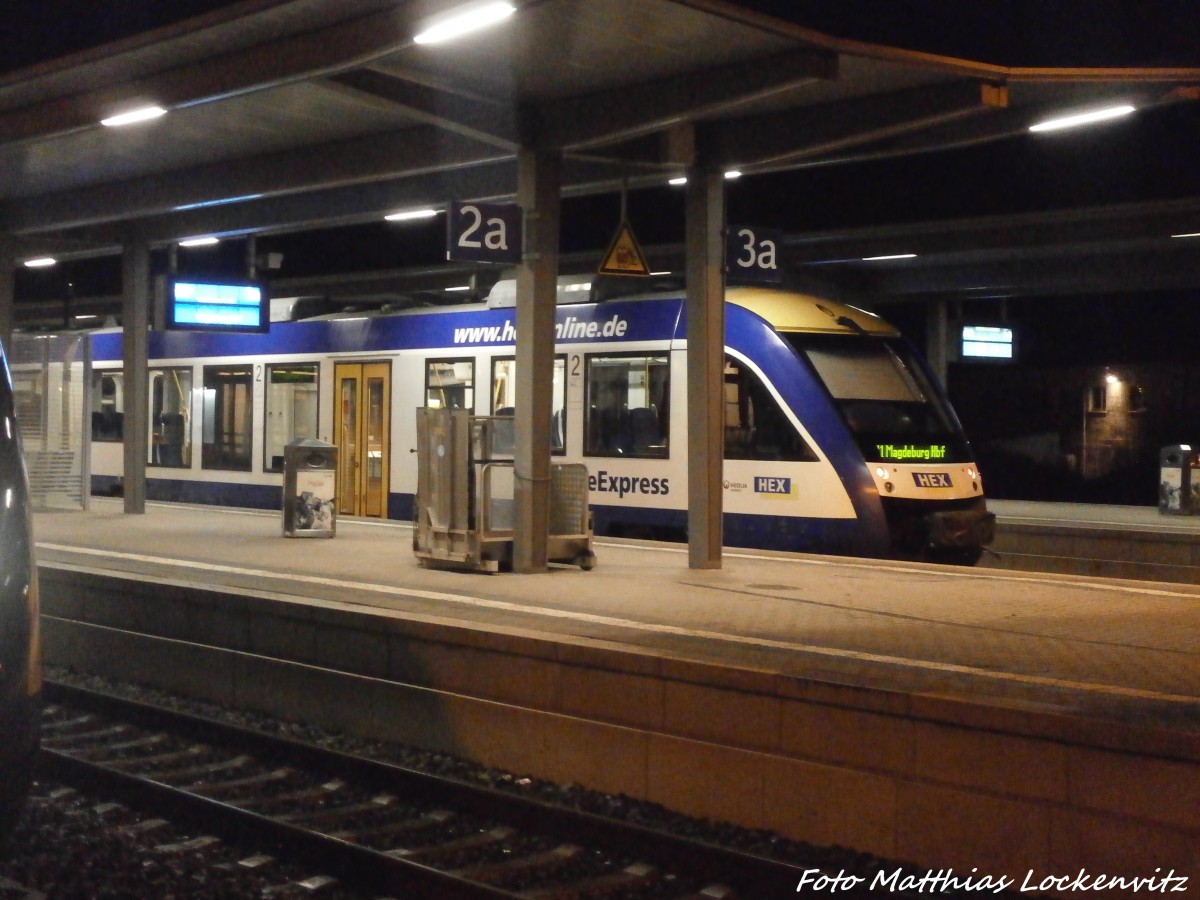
87 278 995 563
0 337 40 845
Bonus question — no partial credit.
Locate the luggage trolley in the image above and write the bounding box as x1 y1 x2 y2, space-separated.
413 407 595 573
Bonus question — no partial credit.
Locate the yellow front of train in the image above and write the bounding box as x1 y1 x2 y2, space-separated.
0 339 40 847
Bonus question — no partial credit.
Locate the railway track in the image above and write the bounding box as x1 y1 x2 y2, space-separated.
36 680 832 899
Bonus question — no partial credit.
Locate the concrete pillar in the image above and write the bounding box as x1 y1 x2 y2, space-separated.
685 167 726 569
925 298 950 388
0 235 14 352
122 238 150 514
512 148 561 573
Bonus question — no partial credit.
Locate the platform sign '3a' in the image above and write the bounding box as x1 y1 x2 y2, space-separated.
726 224 782 284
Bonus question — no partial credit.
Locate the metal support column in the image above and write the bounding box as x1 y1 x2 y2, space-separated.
0 235 14 351
685 167 726 569
513 147 562 573
122 238 150 514
925 297 950 388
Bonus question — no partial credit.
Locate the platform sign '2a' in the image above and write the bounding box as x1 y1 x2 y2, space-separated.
447 201 522 264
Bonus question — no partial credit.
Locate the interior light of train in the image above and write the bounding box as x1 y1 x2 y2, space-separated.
445 285 471 292
413 1 515 45
1171 232 1200 238
724 170 742 180
179 236 220 247
1028 104 1135 133
22 257 56 268
863 253 916 261
385 208 439 222
100 105 167 127
668 177 688 186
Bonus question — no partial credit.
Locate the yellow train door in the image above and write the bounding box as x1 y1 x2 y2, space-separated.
333 361 391 517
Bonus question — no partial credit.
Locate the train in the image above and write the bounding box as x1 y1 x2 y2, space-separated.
0 336 41 845
86 276 995 563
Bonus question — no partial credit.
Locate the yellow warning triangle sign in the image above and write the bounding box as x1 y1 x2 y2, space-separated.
597 220 651 276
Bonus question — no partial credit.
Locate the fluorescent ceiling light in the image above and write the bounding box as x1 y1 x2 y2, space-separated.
175 194 263 211
414 2 515 45
100 105 167 127
23 257 57 268
385 208 439 222
1028 104 1135 133
670 173 742 184
1172 232 1200 238
444 285 471 292
178 236 220 247
863 253 916 261
73 314 98 320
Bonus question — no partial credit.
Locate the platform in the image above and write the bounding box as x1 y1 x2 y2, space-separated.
984 498 1200 583
31 498 1200 886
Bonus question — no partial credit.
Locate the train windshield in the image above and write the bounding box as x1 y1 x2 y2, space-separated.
788 334 972 463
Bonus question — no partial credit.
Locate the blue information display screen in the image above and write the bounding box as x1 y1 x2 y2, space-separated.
166 279 268 332
961 325 1013 360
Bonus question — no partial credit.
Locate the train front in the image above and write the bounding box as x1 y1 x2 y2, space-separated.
785 315 996 564
0 340 40 844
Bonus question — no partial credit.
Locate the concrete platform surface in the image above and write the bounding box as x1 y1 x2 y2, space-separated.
33 498 1200 735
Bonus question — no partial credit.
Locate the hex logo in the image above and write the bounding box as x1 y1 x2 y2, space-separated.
754 476 792 495
913 472 953 488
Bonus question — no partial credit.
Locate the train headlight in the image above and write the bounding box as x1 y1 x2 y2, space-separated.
875 467 888 479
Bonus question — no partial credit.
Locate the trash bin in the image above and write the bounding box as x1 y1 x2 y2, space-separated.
1159 445 1200 515
282 438 338 536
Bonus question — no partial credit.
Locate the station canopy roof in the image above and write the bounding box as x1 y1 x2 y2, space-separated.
4 0 1200 315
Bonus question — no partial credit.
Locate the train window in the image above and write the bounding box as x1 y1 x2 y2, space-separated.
723 356 816 461
264 364 319 472
426 358 474 410
90 371 124 442
791 335 970 463
202 365 253 471
584 353 669 458
490 356 567 452
148 367 192 468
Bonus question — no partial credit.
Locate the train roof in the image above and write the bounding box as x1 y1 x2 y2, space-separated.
483 277 899 338
727 287 898 337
